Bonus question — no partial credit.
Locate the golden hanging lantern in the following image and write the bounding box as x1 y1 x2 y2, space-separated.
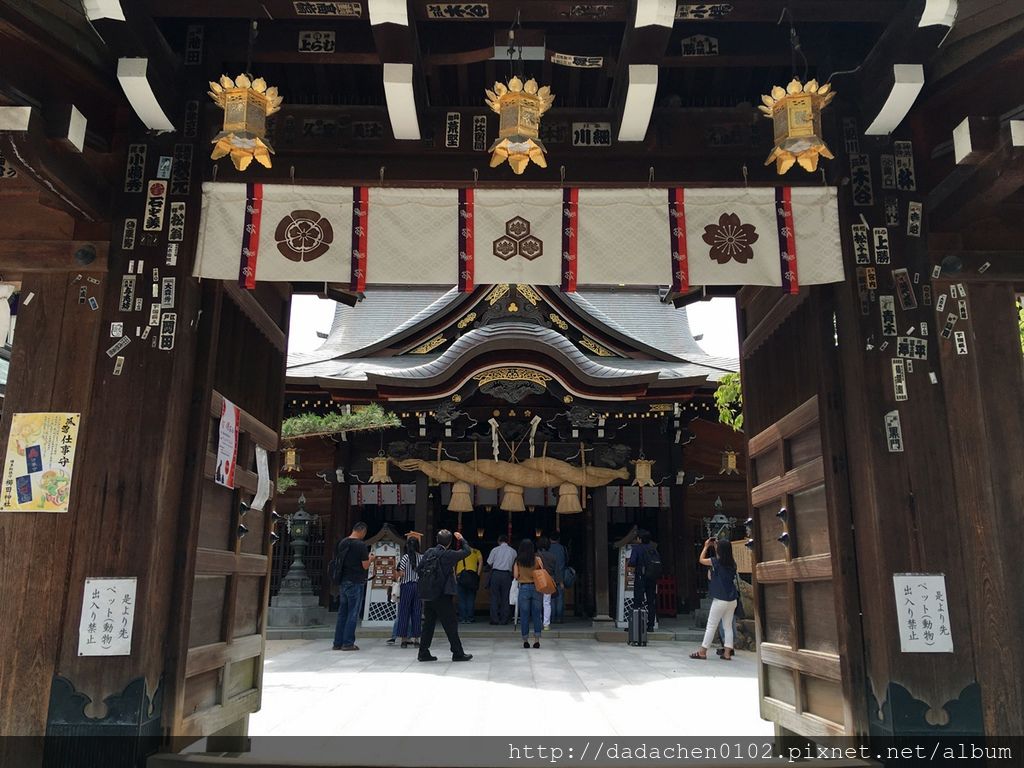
719 449 740 475
208 73 283 171
368 454 392 484
760 78 835 174
556 482 583 514
281 444 301 473
631 458 656 487
448 481 474 513
484 76 554 174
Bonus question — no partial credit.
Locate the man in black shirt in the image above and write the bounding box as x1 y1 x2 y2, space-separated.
332 522 371 651
628 530 658 633
418 529 473 662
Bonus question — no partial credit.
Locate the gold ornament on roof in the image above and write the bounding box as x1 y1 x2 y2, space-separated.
208 74 283 171
760 78 835 174
484 77 555 174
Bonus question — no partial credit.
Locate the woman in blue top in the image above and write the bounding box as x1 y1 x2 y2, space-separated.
690 537 739 660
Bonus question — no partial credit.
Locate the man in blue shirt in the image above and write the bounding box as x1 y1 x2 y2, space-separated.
548 532 568 623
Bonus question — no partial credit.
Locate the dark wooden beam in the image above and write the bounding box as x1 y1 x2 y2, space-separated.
928 120 1024 229
0 107 111 222
608 1 675 139
146 0 899 23
0 239 109 273
852 0 950 135
88 4 182 132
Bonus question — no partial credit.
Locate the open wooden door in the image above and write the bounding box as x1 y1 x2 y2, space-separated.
166 282 290 739
738 287 866 739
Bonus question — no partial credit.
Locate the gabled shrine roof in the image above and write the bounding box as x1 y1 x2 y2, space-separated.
287 286 738 390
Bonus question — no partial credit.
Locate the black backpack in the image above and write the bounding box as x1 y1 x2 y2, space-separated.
416 549 447 600
642 547 664 580
329 539 350 585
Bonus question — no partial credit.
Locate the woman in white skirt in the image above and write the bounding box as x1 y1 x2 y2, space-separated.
690 537 738 661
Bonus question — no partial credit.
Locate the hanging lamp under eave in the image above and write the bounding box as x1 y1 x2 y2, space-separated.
485 76 555 174
760 78 835 174
208 73 283 171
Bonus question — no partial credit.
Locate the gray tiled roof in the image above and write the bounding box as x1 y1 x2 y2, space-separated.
287 286 738 386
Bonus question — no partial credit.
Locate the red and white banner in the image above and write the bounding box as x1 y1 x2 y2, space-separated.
194 183 843 290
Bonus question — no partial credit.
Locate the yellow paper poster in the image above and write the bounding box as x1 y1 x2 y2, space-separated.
0 412 80 512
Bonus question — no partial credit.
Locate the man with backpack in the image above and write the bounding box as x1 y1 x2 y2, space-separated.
628 529 662 633
330 522 371 651
416 528 473 662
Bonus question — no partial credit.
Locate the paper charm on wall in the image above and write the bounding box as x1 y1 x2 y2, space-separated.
484 77 555 174
208 74 283 170
631 458 655 487
760 78 835 174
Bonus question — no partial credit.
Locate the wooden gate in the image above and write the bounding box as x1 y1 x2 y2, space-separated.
166 282 290 739
738 287 866 738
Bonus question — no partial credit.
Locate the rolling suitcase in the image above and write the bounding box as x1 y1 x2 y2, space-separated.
627 608 648 646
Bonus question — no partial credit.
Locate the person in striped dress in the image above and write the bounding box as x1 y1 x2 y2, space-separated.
395 536 422 648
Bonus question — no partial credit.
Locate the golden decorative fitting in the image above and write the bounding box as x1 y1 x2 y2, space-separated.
563 395 574 403
409 335 446 354
516 284 541 305
579 337 613 357
484 77 555 174
486 284 510 305
473 367 552 388
760 78 835 174
451 394 462 403
457 313 477 329
549 313 568 330
208 74 282 171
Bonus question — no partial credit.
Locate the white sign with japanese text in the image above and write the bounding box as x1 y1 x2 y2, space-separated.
893 573 953 653
215 399 239 489
78 577 137 656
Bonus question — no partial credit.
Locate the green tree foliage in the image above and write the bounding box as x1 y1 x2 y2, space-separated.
280 403 401 439
1018 300 1024 354
276 475 297 494
714 372 744 432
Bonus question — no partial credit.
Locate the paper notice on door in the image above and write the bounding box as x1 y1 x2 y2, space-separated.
215 399 239 489
251 445 271 511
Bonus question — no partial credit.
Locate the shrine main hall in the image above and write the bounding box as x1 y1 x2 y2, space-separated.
0 0 1022 766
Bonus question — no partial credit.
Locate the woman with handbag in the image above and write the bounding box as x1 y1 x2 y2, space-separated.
690 537 739 660
394 536 423 648
513 539 546 649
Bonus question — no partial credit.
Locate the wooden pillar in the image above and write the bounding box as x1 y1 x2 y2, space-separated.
671 484 695 612
0 128 208 767
933 280 1024 735
414 473 428 538
830 138 983 737
0 272 106 750
325 439 351 608
591 487 612 623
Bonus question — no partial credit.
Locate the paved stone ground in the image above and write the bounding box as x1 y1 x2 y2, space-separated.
250 637 772 737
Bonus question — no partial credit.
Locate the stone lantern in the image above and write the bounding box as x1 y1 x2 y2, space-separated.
268 494 327 628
